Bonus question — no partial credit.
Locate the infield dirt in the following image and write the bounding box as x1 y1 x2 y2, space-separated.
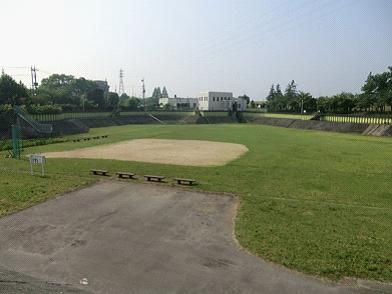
43 138 248 166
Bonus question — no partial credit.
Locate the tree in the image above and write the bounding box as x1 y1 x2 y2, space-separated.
297 91 316 113
362 67 392 112
162 86 168 98
266 84 275 102
119 93 141 111
239 94 250 105
37 74 107 110
87 88 105 109
275 84 285 111
37 74 76 105
151 87 162 99
70 78 96 106
0 74 29 105
285 80 298 111
108 92 120 109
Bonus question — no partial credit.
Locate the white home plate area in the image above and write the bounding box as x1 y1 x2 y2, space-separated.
43 139 249 166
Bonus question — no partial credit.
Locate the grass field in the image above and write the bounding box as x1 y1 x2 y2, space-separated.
0 124 391 282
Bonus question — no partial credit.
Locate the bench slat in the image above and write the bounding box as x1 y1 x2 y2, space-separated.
174 178 195 182
174 178 197 185
116 172 136 179
90 169 109 176
144 175 165 182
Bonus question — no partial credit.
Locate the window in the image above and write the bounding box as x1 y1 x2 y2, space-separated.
213 97 215 101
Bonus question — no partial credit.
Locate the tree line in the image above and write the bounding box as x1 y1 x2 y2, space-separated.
1 67 391 115
0 73 147 114
266 67 392 114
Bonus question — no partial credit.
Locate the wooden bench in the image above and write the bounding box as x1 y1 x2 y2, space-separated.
116 172 136 179
144 175 165 182
174 178 197 186
90 169 109 176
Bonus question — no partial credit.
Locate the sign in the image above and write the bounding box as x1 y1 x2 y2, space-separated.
29 154 46 176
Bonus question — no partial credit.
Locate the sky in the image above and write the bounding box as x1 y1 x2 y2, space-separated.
0 0 391 100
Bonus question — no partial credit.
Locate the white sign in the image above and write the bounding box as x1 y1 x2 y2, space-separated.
29 154 46 176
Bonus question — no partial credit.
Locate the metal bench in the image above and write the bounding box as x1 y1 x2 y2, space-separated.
174 178 197 186
90 169 109 176
116 172 136 179
144 175 165 182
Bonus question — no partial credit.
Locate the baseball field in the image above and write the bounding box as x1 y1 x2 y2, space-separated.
0 123 391 283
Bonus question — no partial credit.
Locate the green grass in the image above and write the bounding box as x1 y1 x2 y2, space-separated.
0 124 391 282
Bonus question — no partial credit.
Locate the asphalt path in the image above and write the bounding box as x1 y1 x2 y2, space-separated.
0 182 389 293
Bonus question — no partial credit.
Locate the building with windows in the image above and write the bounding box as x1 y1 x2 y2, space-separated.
159 91 247 111
198 92 247 111
159 95 198 110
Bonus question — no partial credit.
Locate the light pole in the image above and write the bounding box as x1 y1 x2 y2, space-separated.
141 79 146 112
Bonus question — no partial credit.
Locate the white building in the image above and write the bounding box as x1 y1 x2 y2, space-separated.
159 95 198 110
159 91 247 111
198 92 247 111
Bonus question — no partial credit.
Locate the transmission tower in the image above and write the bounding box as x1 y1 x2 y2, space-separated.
30 66 38 95
119 69 125 96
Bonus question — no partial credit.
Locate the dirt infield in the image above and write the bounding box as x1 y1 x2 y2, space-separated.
43 139 248 166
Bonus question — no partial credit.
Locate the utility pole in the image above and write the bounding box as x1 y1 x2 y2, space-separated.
31 66 34 92
141 79 146 112
119 69 125 96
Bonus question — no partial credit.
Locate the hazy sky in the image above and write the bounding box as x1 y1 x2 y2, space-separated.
1 0 391 99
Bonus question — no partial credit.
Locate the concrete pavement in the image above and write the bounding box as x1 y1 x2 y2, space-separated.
0 181 388 293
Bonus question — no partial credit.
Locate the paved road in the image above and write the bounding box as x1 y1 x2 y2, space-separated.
0 182 389 293
0 266 91 293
